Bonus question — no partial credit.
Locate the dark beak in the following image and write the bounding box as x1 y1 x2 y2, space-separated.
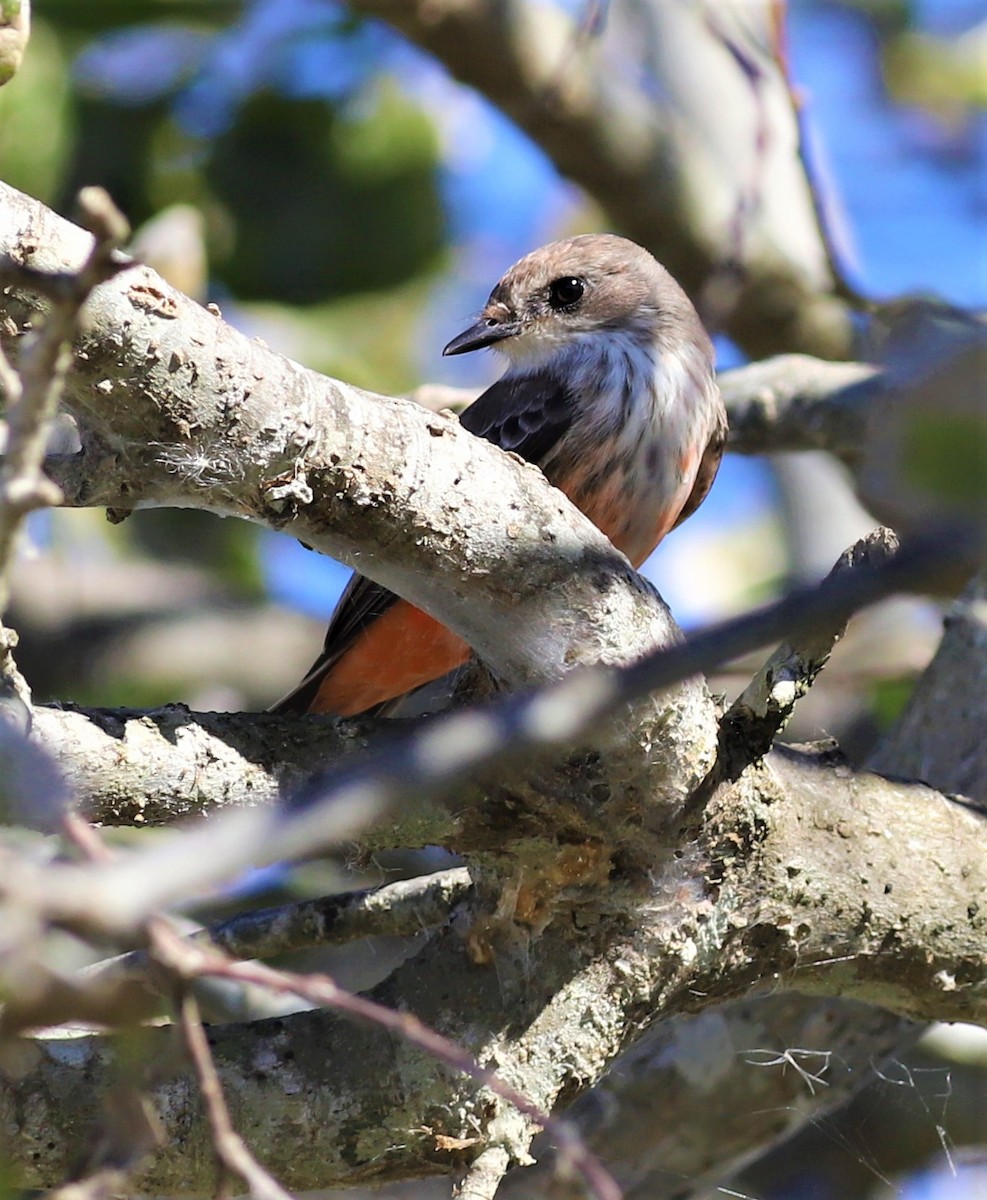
442 317 520 357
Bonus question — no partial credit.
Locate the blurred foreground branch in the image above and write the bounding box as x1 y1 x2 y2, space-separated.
0 187 128 700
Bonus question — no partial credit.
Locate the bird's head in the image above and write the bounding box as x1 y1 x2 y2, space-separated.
442 234 700 367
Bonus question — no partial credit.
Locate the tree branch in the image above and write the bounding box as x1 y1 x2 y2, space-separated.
30 704 378 827
719 353 879 462
504 994 915 1200
4 744 984 1190
1 182 984 1197
0 180 709 730
69 869 473 1028
528 569 987 1198
10 526 965 956
8 576 984 1192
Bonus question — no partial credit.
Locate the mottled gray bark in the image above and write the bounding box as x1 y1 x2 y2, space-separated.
0 184 983 1197
4 742 985 1190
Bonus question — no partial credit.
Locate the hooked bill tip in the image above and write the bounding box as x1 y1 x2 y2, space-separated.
442 317 518 357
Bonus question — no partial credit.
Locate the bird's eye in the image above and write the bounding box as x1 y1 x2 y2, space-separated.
547 276 585 310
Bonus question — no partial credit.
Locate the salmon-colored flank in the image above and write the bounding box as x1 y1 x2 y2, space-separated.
556 464 686 572
677 445 698 482
308 599 470 717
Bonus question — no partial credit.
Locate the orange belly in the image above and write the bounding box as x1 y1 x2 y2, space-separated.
557 466 684 570
309 599 471 717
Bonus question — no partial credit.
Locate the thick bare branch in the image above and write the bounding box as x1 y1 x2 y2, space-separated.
505 995 914 1200
4 746 984 1190
4 546 984 1187
576 553 987 1200
545 557 987 1198
9 604 982 1193
0 183 713 779
30 704 376 826
27 521 965 861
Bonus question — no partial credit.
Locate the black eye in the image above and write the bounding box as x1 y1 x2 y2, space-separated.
547 276 585 310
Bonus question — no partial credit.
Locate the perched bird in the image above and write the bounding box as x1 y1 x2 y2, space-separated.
273 234 726 717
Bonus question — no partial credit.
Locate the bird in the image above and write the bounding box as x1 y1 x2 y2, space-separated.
272 234 727 718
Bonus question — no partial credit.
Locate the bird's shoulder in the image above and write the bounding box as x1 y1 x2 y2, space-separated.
458 369 574 466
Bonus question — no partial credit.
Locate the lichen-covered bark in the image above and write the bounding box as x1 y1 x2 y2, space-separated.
4 743 985 1190
31 704 375 825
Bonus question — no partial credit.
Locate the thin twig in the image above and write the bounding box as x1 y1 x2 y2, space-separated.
61 809 114 864
0 187 130 694
167 959 294 1200
715 526 900 781
777 12 864 306
152 929 622 1200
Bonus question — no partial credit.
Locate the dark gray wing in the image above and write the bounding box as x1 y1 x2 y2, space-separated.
269 570 400 713
271 371 573 714
458 371 574 466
